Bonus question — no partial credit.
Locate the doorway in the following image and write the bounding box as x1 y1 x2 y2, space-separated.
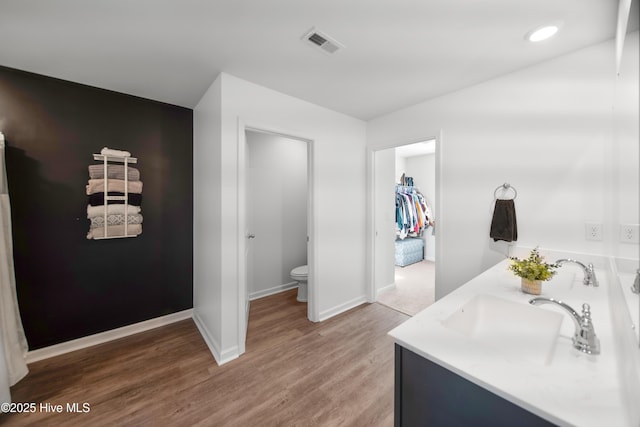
238 125 315 350
370 139 437 316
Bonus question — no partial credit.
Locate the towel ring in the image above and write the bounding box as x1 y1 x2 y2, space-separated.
494 183 517 200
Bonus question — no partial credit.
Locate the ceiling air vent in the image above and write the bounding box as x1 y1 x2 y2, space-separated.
302 27 344 54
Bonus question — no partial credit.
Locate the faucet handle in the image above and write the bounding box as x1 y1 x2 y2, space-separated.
579 303 594 335
581 303 592 323
575 303 600 355
587 263 599 287
632 269 640 294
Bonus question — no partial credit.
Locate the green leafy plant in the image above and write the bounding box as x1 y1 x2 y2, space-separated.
508 247 558 281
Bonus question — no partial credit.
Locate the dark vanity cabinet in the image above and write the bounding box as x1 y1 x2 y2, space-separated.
394 345 557 427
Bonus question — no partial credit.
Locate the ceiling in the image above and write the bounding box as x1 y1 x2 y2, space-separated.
396 140 436 158
0 0 636 121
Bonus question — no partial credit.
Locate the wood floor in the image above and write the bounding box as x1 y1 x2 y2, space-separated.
2 290 409 426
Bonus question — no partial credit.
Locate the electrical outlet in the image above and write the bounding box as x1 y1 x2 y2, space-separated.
585 223 602 241
620 224 639 243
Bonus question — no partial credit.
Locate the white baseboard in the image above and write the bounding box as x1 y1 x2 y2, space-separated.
26 309 193 364
376 282 396 298
245 300 251 326
425 256 435 262
318 295 367 322
249 281 299 301
192 312 239 366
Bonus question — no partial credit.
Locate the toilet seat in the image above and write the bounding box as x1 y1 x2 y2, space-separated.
290 265 308 279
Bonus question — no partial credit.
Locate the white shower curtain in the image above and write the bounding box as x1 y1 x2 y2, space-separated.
0 132 29 400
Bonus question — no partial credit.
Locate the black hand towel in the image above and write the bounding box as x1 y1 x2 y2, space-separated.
490 199 517 242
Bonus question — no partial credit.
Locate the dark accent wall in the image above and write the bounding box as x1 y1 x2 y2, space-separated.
0 65 193 350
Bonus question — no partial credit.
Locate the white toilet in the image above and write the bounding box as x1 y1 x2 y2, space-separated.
290 265 308 302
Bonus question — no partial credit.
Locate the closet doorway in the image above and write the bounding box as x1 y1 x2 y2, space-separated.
373 139 437 316
241 128 314 326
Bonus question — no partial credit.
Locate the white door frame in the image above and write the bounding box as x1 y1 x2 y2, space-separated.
237 120 317 353
365 130 444 303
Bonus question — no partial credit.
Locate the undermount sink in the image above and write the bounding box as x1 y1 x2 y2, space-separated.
441 294 565 365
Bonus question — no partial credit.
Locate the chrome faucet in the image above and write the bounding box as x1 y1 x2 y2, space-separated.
529 297 600 355
632 269 640 294
555 258 599 287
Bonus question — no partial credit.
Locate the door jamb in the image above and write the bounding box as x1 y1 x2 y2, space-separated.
365 130 443 304
237 120 317 356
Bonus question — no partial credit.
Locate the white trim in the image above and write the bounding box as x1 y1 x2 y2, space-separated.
26 309 193 364
365 147 376 303
306 137 317 322
249 282 299 301
192 312 220 362
245 300 251 331
318 295 367 322
218 345 240 365
192 312 239 366
366 131 443 305
238 121 318 334
433 130 444 301
237 118 248 357
376 282 396 298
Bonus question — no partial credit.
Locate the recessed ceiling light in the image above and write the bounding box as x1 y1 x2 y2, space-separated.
526 25 560 42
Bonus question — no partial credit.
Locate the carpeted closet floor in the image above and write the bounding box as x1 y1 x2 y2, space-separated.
376 260 436 316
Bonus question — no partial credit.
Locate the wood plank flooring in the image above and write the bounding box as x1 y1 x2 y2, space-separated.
2 290 408 426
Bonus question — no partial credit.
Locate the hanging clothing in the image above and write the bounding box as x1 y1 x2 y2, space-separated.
395 185 433 239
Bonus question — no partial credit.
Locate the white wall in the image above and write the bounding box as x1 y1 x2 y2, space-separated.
194 73 367 363
368 38 625 300
394 155 407 184
246 131 307 299
193 76 224 360
405 154 436 261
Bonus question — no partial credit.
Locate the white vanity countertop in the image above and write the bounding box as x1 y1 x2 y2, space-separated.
389 258 629 427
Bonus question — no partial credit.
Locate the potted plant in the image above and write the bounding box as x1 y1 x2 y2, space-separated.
508 247 558 295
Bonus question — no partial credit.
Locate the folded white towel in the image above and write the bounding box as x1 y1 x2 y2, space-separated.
90 213 143 228
88 164 140 181
101 147 131 157
86 179 143 195
87 224 142 239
